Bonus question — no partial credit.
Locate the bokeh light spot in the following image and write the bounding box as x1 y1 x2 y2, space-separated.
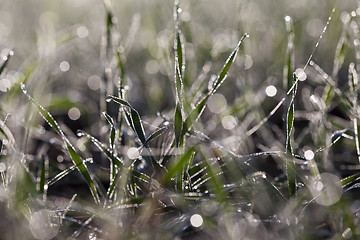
265 85 277 97
127 147 140 159
59 61 70 72
222 115 238 130
190 214 203 228
145 60 159 74
309 173 342 206
87 75 101 90
29 209 60 240
304 149 314 160
77 26 89 38
207 94 227 114
68 107 81 121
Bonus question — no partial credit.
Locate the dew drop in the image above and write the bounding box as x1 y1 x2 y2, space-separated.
105 97 112 103
76 130 84 137
285 16 291 22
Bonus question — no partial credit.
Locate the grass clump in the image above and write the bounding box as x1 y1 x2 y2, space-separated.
1 0 360 239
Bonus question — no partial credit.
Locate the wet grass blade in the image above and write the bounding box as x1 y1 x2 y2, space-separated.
21 83 100 204
341 172 360 187
162 147 195 184
200 150 226 202
107 95 147 145
77 130 123 167
102 112 116 151
38 155 47 194
146 126 168 144
348 63 360 163
283 16 294 90
66 143 100 204
174 103 183 146
181 34 248 137
286 74 298 197
212 34 248 93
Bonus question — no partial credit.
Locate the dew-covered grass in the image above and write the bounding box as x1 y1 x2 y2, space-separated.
1 0 360 239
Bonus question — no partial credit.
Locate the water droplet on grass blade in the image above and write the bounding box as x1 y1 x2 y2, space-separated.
105 97 112 103
295 68 307 81
285 16 291 22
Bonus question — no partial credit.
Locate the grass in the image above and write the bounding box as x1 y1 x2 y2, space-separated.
1 0 360 239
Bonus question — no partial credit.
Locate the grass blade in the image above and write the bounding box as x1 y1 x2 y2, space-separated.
107 95 147 145
174 103 183 146
21 83 100 204
77 130 123 167
212 34 248 93
349 63 360 164
162 147 194 184
285 75 298 197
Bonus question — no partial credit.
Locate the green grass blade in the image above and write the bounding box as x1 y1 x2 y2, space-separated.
107 95 147 145
212 34 248 93
66 142 100 204
174 103 183 146
38 155 47 194
130 108 146 145
22 83 100 204
285 74 298 197
283 16 294 90
341 172 360 187
21 84 63 135
162 147 195 184
77 130 123 167
102 112 116 150
146 126 168 144
348 63 360 164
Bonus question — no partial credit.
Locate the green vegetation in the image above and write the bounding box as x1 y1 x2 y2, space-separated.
1 0 360 239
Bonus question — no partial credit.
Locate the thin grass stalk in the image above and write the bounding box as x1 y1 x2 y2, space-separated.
349 63 360 163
